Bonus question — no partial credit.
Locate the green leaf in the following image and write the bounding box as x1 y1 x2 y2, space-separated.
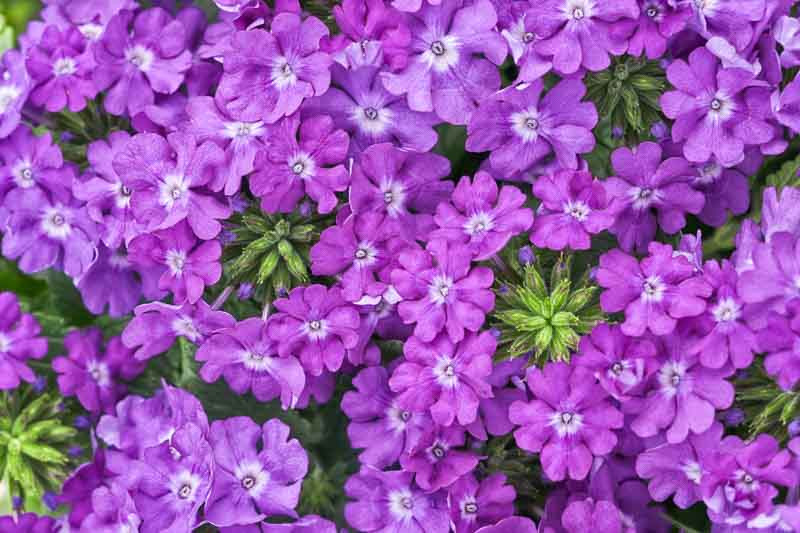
20 443 67 465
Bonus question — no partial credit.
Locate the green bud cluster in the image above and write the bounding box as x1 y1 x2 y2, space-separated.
492 252 604 365
734 363 800 442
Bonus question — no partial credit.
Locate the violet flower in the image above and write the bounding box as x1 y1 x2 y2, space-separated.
0 292 48 390
688 0 766 52
267 284 360 376
448 473 516 533
474 517 538 533
759 300 800 391
249 115 349 215
205 417 308 527
341 366 431 468
389 331 495 427
530 169 614 251
431 171 533 260
618 1 691 59
509 362 624 481
196 317 306 409
93 8 193 116
501 10 553 82
329 0 411 70
0 50 30 139
466 80 597 176
80 483 142 532
737 231 800 324
399 425 480 491
596 242 711 337
0 125 72 203
392 239 495 343
688 158 750 228
216 14 331 124
380 0 508 125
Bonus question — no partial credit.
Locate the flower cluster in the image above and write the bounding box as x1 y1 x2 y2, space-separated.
0 0 799 531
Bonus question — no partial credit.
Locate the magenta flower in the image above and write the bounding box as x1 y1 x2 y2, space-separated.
574 322 657 401
344 468 450 532
502 10 553 82
389 332 494 427
94 8 193 116
466 80 597 176
596 242 711 337
349 142 452 241
267 284 360 376
688 0 767 52
216 14 331 124
400 425 480 492
392 239 495 343
617 1 691 59
128 221 222 304
688 158 750 227
304 64 439 154
464 358 527 441
628 335 734 444
53 329 144 413
113 132 231 239
431 171 533 260
26 25 97 112
759 300 800 391
122 300 235 361
526 0 639 75
660 47 776 167
196 318 306 409
0 292 47 390
380 0 508 125
342 366 430 469
184 96 269 196
509 362 623 481
80 483 141 533
330 0 411 71
530 169 614 250
737 232 800 324
250 115 349 215
475 517 538 533
0 50 30 139
605 142 704 253
448 474 516 533
205 417 308 527
2 186 98 278
635 422 723 509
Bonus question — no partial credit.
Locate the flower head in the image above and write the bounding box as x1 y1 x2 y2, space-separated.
0 50 30 139
399 425 480 491
0 292 47 390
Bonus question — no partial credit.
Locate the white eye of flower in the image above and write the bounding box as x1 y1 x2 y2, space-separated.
288 153 316 180
421 35 461 73
78 23 104 41
302 318 329 340
658 360 688 396
433 355 459 388
640 275 665 302
388 489 415 520
170 470 201 501
172 315 201 342
86 359 111 387
12 160 34 188
463 212 494 236
706 91 735 122
0 333 11 353
629 186 663 209
125 45 154 72
271 57 298 90
0 85 21 114
380 180 407 217
159 174 189 210
428 275 454 305
510 109 541 142
353 241 378 267
223 120 266 140
234 460 270 497
563 200 591 222
712 297 741 323
52 57 77 77
350 103 393 135
548 409 584 436
682 461 703 484
165 249 187 276
41 207 72 239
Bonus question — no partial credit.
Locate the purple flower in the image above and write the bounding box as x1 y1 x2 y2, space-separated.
73 131 146 248
464 358 527 441
466 80 597 176
205 417 308 527
526 0 639 74
196 318 306 409
759 300 800 390
349 142 452 241
688 158 750 227
53 329 144 413
510 362 623 482
627 334 734 444
260 515 338 533
94 8 193 116
344 467 450 532
389 332 494 427
2 186 98 278
474 517 537 533
305 65 438 154
448 473 516 533
380 0 508 125
80 483 142 532
530 169 614 250
0 514 56 532
501 11 553 82
574 323 656 401
311 212 402 302
58 450 110 528
110 423 213 533
26 25 96 112
431 171 533 260
330 0 411 71
342 366 431 468
605 142 704 253
400 425 480 492
618 1 691 59
775 15 800 68
660 47 775 167
122 300 235 361
0 50 30 139
737 231 800 324
702 434 796 527
689 260 757 369
596 242 711 336
96 384 209 458
250 115 349 215
0 125 71 207
688 0 766 52
113 132 231 239
267 284 360 376
772 76 800 135
392 239 495 342
635 422 723 509
0 292 47 390
128 221 222 304
184 96 269 196
216 14 331 123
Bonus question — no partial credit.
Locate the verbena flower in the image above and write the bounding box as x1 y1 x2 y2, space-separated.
0 50 30 138
399 425 480 491
0 292 48 390
448 473 516 533
330 0 410 70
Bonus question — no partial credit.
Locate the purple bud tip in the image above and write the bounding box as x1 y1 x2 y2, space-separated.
12 496 22 510
511 375 526 391
74 415 91 429
611 126 624 139
33 375 47 393
238 283 254 300
43 492 58 511
489 327 501 339
788 419 800 437
518 246 534 265
299 201 312 217
68 445 83 457
650 121 668 140
723 408 745 427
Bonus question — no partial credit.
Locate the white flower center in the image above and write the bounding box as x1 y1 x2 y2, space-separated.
712 297 740 323
380 180 407 217
706 91 735 122
52 57 77 77
354 241 378 267
12 161 34 188
159 174 189 210
223 120 266 140
172 315 201 342
234 460 270 497
563 200 591 221
78 23 104 41
548 409 584 437
629 186 663 209
125 45 154 72
388 489 415 521
0 332 12 353
461 498 479 520
271 57 297 90
171 470 201 501
165 249 187 276
658 360 688 396
433 355 459 388
115 182 133 209
0 85 21 114
463 212 494 236
510 109 541 143
302 319 329 340
386 405 412 432
422 35 461 73
288 153 316 180
428 441 447 460
351 104 393 135
640 275 665 303
428 274 454 306
683 461 703 484
86 359 111 387
241 349 274 372
41 207 71 239
695 161 722 185
108 250 130 269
